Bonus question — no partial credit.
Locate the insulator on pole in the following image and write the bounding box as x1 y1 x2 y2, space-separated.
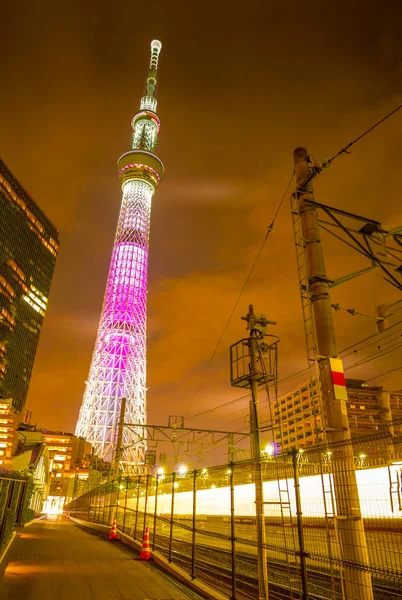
376 304 388 334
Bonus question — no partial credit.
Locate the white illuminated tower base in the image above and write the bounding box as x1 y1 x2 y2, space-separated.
75 41 164 469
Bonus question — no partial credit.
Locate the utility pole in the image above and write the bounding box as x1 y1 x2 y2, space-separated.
294 147 373 600
243 305 269 600
113 397 127 479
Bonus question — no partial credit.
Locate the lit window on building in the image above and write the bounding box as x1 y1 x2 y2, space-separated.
7 259 26 281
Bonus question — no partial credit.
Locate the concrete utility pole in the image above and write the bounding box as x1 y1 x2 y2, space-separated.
294 148 373 600
113 397 127 478
244 305 269 600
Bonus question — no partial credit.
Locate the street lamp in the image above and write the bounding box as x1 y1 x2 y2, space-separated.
156 466 165 479
262 443 274 458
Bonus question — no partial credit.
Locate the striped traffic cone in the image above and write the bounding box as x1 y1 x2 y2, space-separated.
109 516 117 541
138 527 152 560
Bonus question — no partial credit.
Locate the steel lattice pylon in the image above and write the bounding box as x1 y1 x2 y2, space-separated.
75 41 164 469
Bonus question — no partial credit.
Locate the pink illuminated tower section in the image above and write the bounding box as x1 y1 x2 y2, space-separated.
75 41 164 467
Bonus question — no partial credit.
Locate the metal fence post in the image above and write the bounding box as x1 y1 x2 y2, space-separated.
291 449 309 600
152 475 159 551
87 488 91 522
102 484 107 525
16 480 27 525
95 488 100 523
230 462 236 600
123 476 129 533
133 475 141 539
116 476 121 524
191 469 197 579
168 472 176 563
107 480 115 525
143 473 150 540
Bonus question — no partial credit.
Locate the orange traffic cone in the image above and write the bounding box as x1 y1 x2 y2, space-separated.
109 516 117 541
138 527 152 560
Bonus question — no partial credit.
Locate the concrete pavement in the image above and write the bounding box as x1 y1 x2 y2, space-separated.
0 516 204 599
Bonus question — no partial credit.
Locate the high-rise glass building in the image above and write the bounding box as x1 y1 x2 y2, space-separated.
0 157 59 414
75 41 164 469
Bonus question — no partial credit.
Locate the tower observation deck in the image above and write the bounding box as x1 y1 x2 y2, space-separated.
75 41 164 468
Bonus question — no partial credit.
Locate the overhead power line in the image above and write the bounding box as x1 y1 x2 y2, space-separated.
298 101 402 193
329 101 402 162
366 366 402 383
186 324 402 425
340 319 402 356
184 171 295 416
344 341 402 372
184 97 402 420
185 392 250 423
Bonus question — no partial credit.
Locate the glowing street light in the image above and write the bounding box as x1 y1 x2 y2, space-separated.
178 464 188 476
263 443 274 457
156 466 165 479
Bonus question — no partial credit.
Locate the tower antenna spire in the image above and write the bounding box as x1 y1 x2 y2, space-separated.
146 39 162 98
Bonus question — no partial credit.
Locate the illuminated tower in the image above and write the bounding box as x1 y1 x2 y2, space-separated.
75 41 163 467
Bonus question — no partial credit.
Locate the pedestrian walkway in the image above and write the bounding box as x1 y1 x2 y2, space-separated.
0 516 204 599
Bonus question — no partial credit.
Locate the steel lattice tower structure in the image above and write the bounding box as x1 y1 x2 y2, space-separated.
75 40 164 468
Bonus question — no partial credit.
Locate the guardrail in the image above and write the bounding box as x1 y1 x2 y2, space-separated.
0 475 31 553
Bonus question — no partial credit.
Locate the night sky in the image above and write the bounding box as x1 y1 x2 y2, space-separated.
1 1 402 437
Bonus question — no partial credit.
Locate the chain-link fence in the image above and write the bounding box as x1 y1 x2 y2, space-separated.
65 433 402 600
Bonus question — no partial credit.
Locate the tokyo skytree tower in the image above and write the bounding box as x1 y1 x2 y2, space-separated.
75 41 164 467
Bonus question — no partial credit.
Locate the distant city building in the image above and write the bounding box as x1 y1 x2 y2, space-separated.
0 398 20 466
75 41 164 468
42 431 93 473
0 157 59 415
40 430 95 513
273 380 402 452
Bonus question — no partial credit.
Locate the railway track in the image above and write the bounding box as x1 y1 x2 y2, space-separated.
71 512 402 599
152 532 402 600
